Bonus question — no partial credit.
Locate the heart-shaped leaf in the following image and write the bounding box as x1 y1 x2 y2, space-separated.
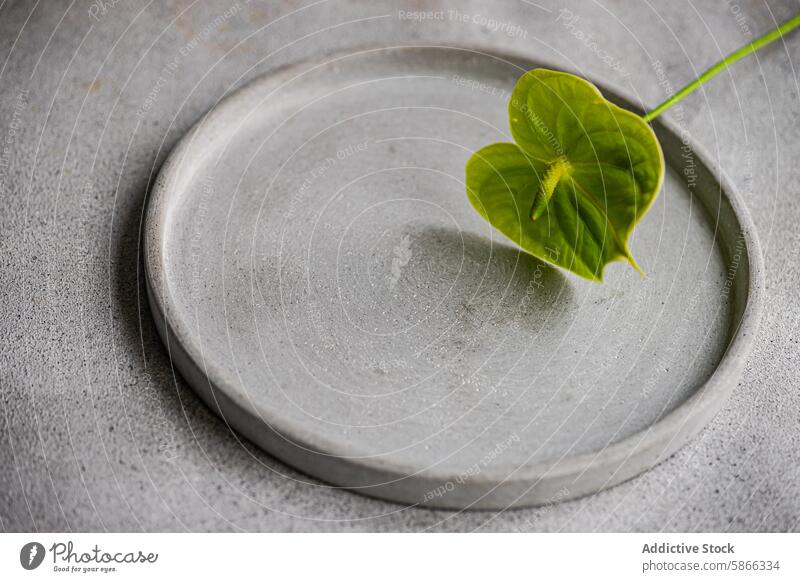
466 69 664 281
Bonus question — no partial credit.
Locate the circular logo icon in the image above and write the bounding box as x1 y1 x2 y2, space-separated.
20 542 45 570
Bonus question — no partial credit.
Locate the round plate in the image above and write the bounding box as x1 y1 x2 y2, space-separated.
144 46 763 509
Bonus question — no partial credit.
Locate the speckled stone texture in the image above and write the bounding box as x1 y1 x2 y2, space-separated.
1 0 798 531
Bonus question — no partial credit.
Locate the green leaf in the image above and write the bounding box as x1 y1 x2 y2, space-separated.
466 69 664 282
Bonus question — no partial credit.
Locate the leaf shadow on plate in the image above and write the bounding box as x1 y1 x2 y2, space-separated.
408 226 576 333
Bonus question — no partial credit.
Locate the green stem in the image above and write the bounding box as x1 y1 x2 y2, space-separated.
643 14 800 122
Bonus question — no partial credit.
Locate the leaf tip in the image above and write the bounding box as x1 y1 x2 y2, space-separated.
625 251 647 278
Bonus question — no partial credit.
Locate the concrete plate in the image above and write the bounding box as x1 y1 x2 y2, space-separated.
144 46 763 509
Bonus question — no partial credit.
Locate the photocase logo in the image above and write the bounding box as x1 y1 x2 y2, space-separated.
20 542 45 570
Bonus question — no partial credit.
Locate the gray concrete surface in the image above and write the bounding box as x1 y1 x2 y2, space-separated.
1 0 798 531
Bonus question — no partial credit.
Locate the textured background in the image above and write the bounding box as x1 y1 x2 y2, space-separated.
1 0 798 532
